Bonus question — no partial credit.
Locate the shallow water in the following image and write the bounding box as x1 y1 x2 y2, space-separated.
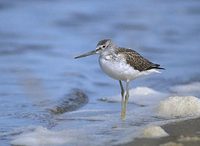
0 0 200 146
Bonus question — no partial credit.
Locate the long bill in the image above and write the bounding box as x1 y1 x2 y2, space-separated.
74 50 97 59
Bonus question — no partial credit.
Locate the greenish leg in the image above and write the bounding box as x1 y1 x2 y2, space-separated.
121 81 129 120
119 80 124 98
119 80 125 120
125 81 129 105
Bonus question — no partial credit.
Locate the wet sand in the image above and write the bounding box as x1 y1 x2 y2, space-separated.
118 117 200 146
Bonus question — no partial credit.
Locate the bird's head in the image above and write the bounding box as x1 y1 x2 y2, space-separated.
95 39 112 53
74 39 113 59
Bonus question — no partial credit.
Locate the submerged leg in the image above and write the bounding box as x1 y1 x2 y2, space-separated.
121 80 130 120
125 81 129 107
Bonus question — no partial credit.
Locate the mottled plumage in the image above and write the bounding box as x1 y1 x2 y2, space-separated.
75 39 164 120
116 48 164 72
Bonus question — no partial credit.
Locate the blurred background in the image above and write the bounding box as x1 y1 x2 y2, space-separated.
0 0 200 145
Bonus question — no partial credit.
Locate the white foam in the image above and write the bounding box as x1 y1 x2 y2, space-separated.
99 86 167 105
171 82 200 96
10 108 140 146
141 126 168 138
11 126 72 146
157 96 200 118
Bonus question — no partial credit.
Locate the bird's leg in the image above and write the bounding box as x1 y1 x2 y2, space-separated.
125 81 129 105
119 80 124 98
119 80 125 120
121 81 130 120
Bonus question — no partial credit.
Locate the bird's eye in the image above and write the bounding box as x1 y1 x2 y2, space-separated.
102 45 106 48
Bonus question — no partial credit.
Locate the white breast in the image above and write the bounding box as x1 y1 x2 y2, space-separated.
99 54 159 81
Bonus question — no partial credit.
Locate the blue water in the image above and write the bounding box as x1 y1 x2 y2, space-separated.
0 0 200 145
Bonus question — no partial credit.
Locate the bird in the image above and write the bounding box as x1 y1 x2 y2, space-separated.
74 39 164 120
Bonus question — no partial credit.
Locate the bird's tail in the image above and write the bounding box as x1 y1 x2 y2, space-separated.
148 64 165 70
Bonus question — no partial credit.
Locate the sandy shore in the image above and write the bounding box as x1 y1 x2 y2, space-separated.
117 117 200 146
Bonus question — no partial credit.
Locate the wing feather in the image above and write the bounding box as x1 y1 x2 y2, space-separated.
116 48 164 71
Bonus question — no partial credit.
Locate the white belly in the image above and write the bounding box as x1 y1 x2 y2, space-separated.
99 56 159 81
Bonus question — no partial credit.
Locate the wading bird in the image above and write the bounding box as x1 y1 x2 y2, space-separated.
75 39 164 120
